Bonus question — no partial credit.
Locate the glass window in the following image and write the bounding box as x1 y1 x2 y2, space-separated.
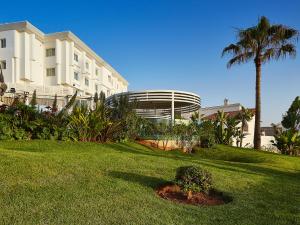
74 72 79 80
85 62 89 69
74 53 78 62
46 48 55 57
0 39 6 48
0 60 6 69
95 69 98 75
46 68 55 76
85 78 89 86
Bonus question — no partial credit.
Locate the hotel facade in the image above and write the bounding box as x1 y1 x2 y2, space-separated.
0 21 128 98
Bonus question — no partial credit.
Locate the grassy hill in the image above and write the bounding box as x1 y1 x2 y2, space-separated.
0 141 299 225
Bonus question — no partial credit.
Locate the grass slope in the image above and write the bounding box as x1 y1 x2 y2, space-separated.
0 141 299 225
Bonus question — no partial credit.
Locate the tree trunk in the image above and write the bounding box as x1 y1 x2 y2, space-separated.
254 58 262 149
240 122 244 148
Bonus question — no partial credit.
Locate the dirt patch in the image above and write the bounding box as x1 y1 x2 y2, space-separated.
156 183 231 206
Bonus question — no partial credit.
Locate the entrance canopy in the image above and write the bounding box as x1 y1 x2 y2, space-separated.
106 90 201 120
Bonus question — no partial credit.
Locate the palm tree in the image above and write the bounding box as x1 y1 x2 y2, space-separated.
222 16 298 149
214 110 228 144
237 106 254 147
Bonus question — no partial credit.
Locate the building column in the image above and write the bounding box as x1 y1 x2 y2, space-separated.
171 91 174 125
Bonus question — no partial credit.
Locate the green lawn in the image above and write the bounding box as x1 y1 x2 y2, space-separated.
0 141 299 225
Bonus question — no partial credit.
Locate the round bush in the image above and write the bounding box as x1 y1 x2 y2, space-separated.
175 166 213 194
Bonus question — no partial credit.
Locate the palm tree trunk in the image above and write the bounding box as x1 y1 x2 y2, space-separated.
254 58 262 149
240 128 243 148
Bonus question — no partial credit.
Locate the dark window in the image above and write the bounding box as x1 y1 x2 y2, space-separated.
0 60 6 69
74 72 79 80
0 39 6 48
46 68 56 76
74 53 79 62
46 48 55 57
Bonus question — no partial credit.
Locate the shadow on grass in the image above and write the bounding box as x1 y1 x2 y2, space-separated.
109 143 300 181
109 171 168 189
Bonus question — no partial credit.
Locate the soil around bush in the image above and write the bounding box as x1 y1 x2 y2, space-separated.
156 183 232 206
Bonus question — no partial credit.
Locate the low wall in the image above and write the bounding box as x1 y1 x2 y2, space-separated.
138 139 181 151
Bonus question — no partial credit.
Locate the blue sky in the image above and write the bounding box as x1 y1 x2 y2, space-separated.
1 0 299 125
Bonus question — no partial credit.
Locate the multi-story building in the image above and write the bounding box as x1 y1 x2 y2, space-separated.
0 21 128 98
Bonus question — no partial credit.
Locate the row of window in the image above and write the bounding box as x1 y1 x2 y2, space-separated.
47 68 90 87
47 49 100 75
0 59 116 88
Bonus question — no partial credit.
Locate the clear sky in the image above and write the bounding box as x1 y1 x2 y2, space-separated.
1 0 299 125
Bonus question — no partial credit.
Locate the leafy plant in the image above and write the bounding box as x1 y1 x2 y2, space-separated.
175 166 213 199
282 96 300 131
271 130 300 156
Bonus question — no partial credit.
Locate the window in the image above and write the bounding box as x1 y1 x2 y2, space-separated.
46 48 55 57
0 39 6 48
243 122 249 132
0 60 6 69
107 90 110 97
74 53 78 62
108 75 112 83
85 62 89 69
95 69 98 75
74 72 79 80
46 68 55 76
95 85 98 92
85 78 89 86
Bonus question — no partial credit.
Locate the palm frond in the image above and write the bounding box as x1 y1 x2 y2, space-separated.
275 43 297 59
226 51 255 68
222 44 241 57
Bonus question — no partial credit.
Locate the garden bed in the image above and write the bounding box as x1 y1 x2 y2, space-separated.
156 183 231 206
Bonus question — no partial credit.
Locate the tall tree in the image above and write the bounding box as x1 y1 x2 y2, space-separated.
94 92 99 103
52 94 58 113
99 91 106 105
222 16 298 149
30 90 37 107
282 96 300 131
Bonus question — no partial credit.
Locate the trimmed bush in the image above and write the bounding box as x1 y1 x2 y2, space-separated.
175 166 213 195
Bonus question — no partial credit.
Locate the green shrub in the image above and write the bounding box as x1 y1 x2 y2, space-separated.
199 120 215 148
175 166 213 194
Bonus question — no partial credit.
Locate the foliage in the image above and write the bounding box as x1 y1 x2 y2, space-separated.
236 106 254 147
173 123 194 152
271 130 300 156
153 122 173 150
272 97 300 156
198 120 216 148
213 110 240 145
175 166 213 196
282 96 300 131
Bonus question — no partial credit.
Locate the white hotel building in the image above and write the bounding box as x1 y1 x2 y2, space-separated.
0 21 128 98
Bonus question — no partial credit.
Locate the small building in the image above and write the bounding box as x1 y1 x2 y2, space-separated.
200 99 276 150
